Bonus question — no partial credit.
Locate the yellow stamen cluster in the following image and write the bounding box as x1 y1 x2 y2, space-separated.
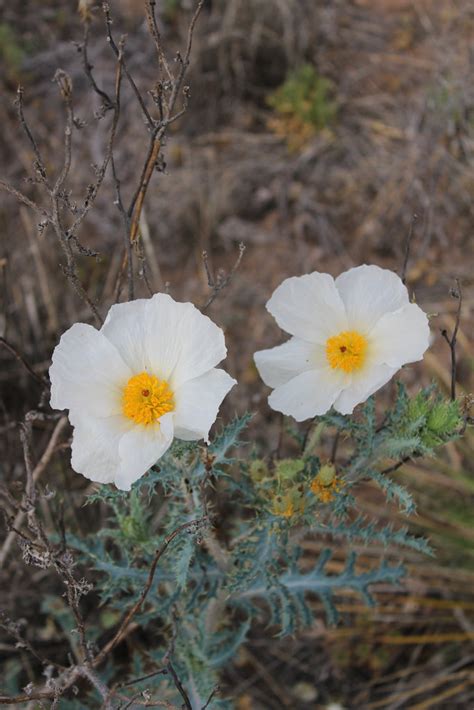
274 498 295 519
326 330 368 373
122 372 174 426
272 490 305 519
310 464 343 503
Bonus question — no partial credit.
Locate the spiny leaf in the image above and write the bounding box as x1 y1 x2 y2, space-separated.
233 550 405 632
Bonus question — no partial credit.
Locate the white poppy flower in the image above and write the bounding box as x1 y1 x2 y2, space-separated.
254 265 430 421
50 294 236 490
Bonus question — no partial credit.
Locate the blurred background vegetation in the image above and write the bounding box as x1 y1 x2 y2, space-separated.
0 1 473 707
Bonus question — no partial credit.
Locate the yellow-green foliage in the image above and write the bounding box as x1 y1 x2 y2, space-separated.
267 64 337 151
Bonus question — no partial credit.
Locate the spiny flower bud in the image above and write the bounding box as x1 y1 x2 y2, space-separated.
249 459 268 482
275 458 305 481
316 463 336 486
426 400 461 436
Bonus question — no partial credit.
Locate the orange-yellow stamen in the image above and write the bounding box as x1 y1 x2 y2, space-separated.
122 372 174 426
310 468 343 503
326 330 368 373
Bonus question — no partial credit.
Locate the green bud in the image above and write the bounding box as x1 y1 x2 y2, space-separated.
249 459 268 482
275 458 305 480
317 463 336 487
427 400 461 436
407 392 429 424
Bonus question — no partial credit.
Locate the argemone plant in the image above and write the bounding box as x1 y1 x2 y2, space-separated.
254 265 430 419
37 265 466 705
49 294 236 490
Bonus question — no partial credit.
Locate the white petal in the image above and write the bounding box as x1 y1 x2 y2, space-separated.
173 368 236 442
144 294 227 387
266 273 348 343
370 303 430 368
254 338 324 388
69 411 132 485
115 412 174 490
50 324 132 417
268 368 347 421
101 299 149 372
333 363 397 415
335 265 409 332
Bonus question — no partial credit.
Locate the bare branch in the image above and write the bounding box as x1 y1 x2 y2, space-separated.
129 137 161 243
0 178 50 219
102 2 155 129
52 70 74 196
202 242 246 310
145 0 173 82
80 20 115 111
167 0 205 117
68 35 124 239
401 212 418 285
167 662 192 710
15 85 50 186
0 336 48 387
202 685 220 710
441 279 463 401
111 153 134 301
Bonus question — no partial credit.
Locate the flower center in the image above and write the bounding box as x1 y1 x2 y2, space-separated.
122 372 174 426
325 330 368 373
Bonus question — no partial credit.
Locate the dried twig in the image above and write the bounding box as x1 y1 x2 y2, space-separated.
0 416 67 569
167 662 192 710
0 336 47 386
145 0 173 82
15 86 50 187
80 19 115 112
202 685 220 710
441 279 463 401
103 2 154 128
202 242 246 310
167 0 205 117
68 41 124 240
114 0 206 299
401 212 418 285
0 178 50 219
129 137 162 244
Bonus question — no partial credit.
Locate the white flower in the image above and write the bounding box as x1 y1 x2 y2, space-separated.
50 294 236 490
254 265 430 421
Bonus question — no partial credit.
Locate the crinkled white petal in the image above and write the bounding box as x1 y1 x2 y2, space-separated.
144 293 227 387
335 265 409 332
268 367 348 422
266 273 348 343
370 303 430 368
254 338 324 388
50 324 132 417
173 368 236 442
333 363 397 415
101 299 149 372
115 412 174 490
69 411 132 485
